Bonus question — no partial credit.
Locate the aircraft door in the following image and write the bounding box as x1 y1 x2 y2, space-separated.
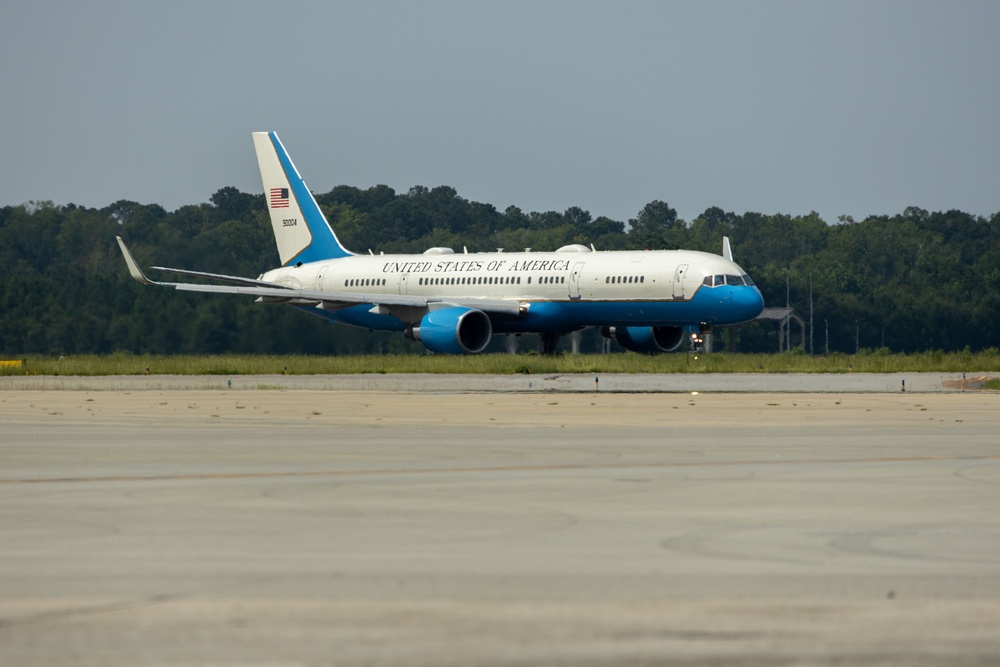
569 262 584 300
315 265 328 290
398 273 409 296
672 264 688 299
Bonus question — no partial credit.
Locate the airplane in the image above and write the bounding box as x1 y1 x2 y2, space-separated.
117 131 764 354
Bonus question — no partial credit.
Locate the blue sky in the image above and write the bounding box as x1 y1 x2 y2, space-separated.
2 1 998 224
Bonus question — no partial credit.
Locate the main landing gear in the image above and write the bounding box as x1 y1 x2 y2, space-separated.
540 332 561 355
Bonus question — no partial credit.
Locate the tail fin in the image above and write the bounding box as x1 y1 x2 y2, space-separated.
252 131 352 265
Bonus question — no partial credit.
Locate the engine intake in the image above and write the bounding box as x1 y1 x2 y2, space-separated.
601 325 685 354
406 307 492 354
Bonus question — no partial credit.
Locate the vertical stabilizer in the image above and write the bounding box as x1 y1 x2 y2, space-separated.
252 131 352 265
722 236 733 262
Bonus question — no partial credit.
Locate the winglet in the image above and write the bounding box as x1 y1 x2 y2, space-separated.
116 236 158 285
722 236 733 262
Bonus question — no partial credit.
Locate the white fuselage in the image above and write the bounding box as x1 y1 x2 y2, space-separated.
262 247 747 304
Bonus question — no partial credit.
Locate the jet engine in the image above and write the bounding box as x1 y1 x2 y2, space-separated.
601 325 686 354
406 307 493 354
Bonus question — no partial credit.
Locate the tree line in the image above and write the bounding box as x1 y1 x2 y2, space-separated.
1 184 998 355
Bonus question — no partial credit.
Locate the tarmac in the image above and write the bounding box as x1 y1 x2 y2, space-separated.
1 376 998 665
0 370 991 392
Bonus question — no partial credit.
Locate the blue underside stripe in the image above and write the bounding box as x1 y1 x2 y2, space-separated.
297 286 764 334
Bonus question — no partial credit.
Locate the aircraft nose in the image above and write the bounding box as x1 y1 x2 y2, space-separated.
729 286 765 321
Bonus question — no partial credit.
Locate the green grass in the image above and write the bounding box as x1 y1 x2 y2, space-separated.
4 349 1000 377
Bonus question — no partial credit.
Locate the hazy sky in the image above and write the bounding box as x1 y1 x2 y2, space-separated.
2 1 998 224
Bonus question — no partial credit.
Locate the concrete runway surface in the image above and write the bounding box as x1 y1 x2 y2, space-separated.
0 370 989 392
1 386 998 666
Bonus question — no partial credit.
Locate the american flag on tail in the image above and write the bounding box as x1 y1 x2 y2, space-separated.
270 187 290 208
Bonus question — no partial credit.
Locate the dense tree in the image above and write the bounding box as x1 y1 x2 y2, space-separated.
628 200 681 249
1 185 997 356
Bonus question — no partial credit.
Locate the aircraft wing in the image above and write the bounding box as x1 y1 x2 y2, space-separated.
117 237 522 317
149 266 280 288
170 283 521 315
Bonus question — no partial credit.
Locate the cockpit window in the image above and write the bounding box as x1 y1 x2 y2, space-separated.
703 274 754 287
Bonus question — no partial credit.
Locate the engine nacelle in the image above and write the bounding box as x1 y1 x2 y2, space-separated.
406 307 493 354
601 325 686 354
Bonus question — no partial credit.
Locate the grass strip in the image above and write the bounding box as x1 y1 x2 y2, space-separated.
4 350 999 377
